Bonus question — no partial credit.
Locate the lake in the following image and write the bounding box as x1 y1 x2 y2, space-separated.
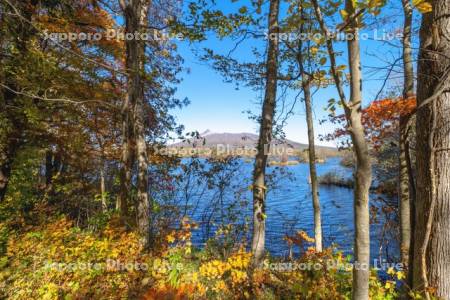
167 157 399 263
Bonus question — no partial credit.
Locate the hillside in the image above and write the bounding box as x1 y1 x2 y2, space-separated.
172 130 337 152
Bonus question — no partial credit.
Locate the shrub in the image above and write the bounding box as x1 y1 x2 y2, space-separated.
318 171 354 188
0 214 404 300
0 216 148 299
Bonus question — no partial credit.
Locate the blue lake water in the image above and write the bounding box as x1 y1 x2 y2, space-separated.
170 157 399 263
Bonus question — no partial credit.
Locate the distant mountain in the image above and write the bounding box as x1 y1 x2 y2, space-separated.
171 130 336 151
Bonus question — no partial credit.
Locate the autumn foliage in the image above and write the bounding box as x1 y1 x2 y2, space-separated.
0 211 401 299
325 97 417 148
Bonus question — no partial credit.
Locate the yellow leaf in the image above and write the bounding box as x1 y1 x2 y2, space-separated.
368 0 381 8
413 0 432 13
384 280 395 289
166 234 175 243
397 271 406 280
340 9 349 21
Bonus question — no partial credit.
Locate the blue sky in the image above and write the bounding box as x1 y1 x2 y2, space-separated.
172 1 419 147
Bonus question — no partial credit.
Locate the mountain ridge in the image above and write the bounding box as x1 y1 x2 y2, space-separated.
171 130 336 151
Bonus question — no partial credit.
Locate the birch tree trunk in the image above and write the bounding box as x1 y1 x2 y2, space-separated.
252 0 280 265
413 1 450 298
303 79 323 252
399 0 414 275
297 6 323 253
310 0 372 297
346 17 372 299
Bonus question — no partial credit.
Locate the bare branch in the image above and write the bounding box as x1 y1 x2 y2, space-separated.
0 83 118 109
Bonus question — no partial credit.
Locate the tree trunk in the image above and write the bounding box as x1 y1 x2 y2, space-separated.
252 0 280 266
1 94 20 203
118 0 137 220
119 0 151 248
399 0 414 275
0 26 7 202
43 149 61 201
0 158 11 202
401 0 415 99
118 99 134 218
310 2 372 296
345 1 372 299
303 79 323 252
100 167 107 211
348 103 372 300
413 1 450 298
406 137 416 288
45 150 54 187
399 130 411 267
136 111 151 248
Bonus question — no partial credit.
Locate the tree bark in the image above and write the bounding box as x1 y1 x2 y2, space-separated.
303 79 323 252
135 91 151 249
401 0 415 99
342 2 373 299
399 0 414 277
406 137 416 288
118 97 134 218
43 149 61 201
45 150 54 187
0 157 11 202
310 2 372 296
252 0 280 265
0 88 21 203
118 1 139 218
297 6 323 253
100 167 107 211
399 129 411 267
119 0 151 248
117 95 133 216
413 1 450 298
0 16 8 202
